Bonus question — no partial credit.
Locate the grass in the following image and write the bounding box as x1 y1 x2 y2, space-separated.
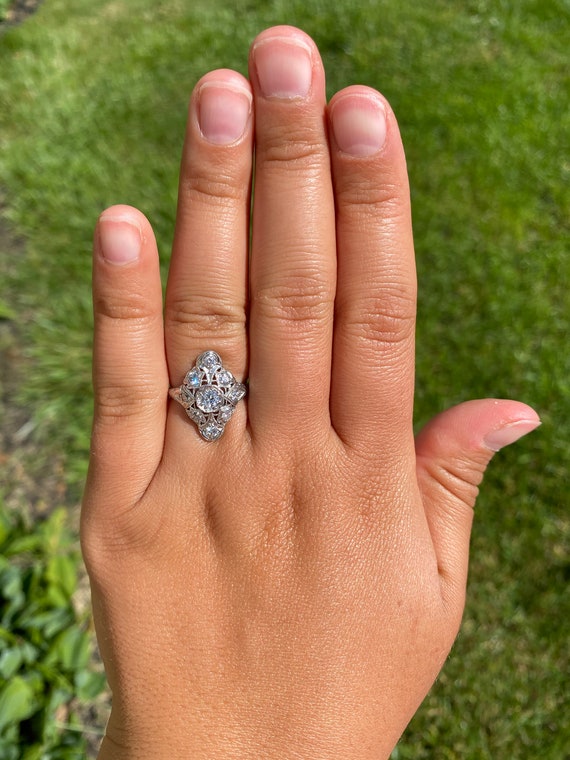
0 0 569 756
0 501 106 758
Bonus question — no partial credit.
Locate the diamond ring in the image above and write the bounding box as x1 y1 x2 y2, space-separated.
168 351 247 441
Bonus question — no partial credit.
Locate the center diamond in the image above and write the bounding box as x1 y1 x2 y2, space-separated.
195 386 224 413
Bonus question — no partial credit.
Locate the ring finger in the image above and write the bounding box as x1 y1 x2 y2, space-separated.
164 69 253 424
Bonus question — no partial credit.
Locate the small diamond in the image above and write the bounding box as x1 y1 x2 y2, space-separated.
187 407 206 425
197 351 221 372
226 383 246 405
219 405 235 423
200 422 224 441
196 386 224 413
215 369 234 386
184 368 201 388
180 385 195 404
170 387 186 405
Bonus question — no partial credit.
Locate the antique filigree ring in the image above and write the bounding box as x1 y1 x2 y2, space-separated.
169 351 247 441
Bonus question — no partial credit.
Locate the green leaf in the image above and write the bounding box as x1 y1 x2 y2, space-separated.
0 511 11 547
40 509 68 552
48 626 90 672
0 299 16 321
0 676 38 733
20 745 42 760
0 567 23 601
45 583 69 610
45 686 74 713
46 554 77 600
19 607 73 639
74 669 107 700
56 744 89 759
3 534 43 556
0 737 19 760
19 641 39 665
0 647 22 679
21 669 44 695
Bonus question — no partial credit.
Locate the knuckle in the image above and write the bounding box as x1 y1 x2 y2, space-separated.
81 507 170 585
165 296 246 340
94 291 157 324
95 382 162 423
336 179 412 236
259 126 328 170
180 166 249 207
421 456 485 510
337 176 407 211
254 272 334 325
340 288 416 347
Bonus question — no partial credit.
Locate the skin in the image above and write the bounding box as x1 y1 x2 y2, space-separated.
82 26 540 760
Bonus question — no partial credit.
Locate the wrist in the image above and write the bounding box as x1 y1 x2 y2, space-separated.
97 714 398 760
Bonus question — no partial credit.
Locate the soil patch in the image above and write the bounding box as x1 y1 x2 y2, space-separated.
1 0 43 32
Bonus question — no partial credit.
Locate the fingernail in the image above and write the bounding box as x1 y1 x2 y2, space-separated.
253 36 312 99
484 418 541 452
331 94 387 157
98 217 141 264
198 81 252 145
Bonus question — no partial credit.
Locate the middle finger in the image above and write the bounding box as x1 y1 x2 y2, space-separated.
247 27 336 439
165 69 253 389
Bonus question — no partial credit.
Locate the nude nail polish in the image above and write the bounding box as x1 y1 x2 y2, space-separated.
253 36 313 99
331 94 387 157
484 418 541 451
198 82 252 145
98 219 141 264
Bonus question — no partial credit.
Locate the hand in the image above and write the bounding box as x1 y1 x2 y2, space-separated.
82 25 540 760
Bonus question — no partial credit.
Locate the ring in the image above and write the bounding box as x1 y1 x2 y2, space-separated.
168 351 247 441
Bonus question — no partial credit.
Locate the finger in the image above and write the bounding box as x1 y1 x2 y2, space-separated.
247 26 336 436
415 399 540 613
164 69 253 389
328 87 416 454
84 205 168 518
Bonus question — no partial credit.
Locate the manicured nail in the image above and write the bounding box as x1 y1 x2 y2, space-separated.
198 82 252 145
484 418 541 452
98 217 141 264
253 36 312 99
331 94 387 157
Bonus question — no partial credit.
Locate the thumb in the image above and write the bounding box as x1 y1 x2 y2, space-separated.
415 399 540 611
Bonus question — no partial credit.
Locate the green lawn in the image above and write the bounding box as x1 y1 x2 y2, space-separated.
1 0 569 756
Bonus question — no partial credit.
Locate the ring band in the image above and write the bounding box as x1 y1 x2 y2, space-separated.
169 351 246 441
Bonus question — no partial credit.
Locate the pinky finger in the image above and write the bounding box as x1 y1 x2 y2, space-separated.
84 205 168 520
